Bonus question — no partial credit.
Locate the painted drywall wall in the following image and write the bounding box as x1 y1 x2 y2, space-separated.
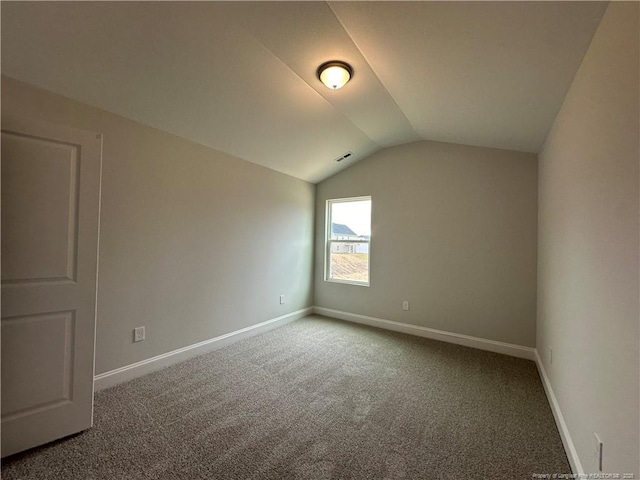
537 2 639 475
1 76 315 375
315 140 538 347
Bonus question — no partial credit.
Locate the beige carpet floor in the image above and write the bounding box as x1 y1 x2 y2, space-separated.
2 315 570 479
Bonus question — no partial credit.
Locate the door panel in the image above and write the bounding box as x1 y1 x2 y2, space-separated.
1 117 102 457
1 132 79 284
1 311 74 418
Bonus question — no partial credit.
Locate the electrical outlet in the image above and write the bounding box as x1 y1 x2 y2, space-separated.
402 300 409 311
279 295 285 305
134 326 145 343
593 433 603 472
549 346 553 365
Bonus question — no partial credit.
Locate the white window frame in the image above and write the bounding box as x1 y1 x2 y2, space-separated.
325 196 371 287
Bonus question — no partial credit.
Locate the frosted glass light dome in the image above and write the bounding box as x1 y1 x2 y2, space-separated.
318 61 353 90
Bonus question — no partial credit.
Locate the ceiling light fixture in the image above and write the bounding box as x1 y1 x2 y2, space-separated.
317 61 353 90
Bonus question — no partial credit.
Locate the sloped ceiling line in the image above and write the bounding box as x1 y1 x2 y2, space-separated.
238 22 382 152
326 1 422 144
226 0 421 154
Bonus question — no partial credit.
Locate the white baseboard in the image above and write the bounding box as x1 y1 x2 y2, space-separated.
94 307 313 391
534 350 583 475
313 306 536 360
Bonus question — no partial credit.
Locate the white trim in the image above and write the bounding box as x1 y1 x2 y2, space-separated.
313 306 536 360
325 195 372 204
534 350 584 475
93 307 313 391
90 132 104 427
325 278 370 288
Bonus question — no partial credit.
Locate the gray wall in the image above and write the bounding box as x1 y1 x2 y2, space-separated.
315 141 538 347
2 76 315 375
537 2 639 475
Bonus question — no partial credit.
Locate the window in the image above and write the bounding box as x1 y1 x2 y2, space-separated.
325 196 371 286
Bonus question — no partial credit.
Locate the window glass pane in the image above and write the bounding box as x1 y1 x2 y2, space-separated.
330 200 371 241
330 250 369 283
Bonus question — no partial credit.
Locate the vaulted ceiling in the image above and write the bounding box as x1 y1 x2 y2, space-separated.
1 1 607 183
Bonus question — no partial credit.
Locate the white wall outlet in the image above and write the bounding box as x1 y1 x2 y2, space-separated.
402 300 410 311
593 433 603 471
549 346 553 365
279 295 285 305
134 326 145 343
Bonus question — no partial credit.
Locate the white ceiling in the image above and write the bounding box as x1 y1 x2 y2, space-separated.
1 1 607 183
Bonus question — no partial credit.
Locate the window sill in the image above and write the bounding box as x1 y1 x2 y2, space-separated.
325 278 370 287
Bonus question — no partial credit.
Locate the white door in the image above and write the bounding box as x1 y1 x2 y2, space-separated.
1 116 102 457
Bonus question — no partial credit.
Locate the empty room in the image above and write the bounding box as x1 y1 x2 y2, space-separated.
1 1 638 479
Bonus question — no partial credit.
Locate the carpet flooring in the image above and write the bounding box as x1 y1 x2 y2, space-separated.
2 315 570 479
